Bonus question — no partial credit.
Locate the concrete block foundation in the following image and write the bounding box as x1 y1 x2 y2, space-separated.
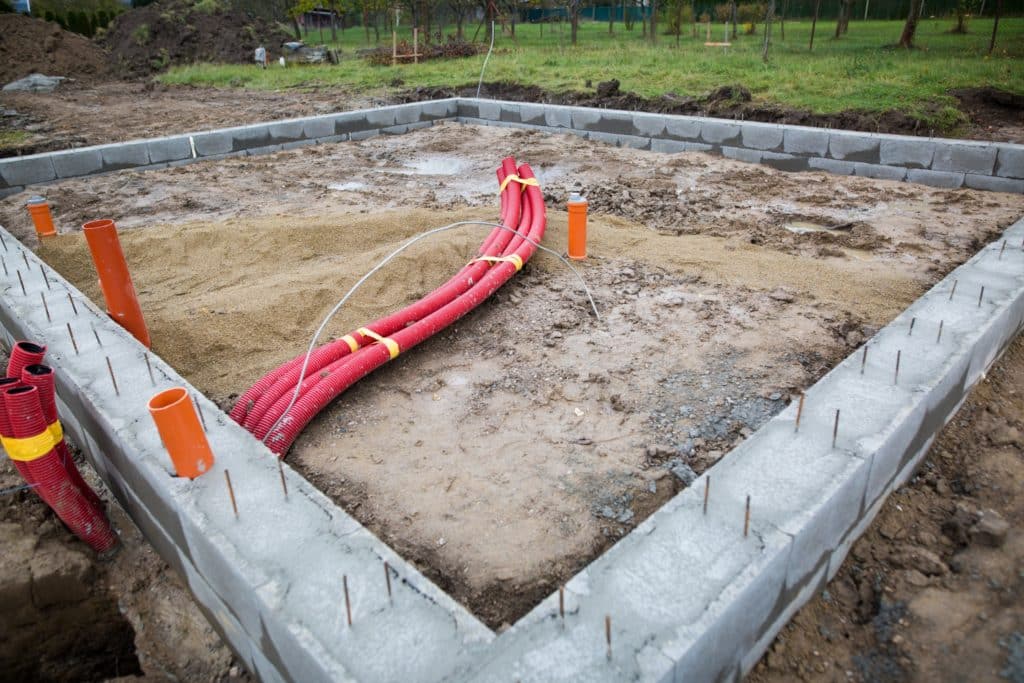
0 99 1022 681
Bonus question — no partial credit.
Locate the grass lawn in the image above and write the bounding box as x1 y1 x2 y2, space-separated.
161 17 1024 126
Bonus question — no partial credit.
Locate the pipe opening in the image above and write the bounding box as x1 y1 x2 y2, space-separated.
148 387 187 412
24 364 52 377
15 341 45 354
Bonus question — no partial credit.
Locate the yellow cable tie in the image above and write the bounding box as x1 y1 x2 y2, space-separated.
357 327 400 360
48 420 63 444
473 254 523 272
340 334 359 353
498 174 540 193
3 428 58 462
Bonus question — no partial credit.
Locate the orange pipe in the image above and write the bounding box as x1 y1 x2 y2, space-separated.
148 387 214 479
27 198 56 238
567 193 588 260
82 219 151 348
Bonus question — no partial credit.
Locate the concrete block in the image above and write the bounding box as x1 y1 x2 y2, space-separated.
571 107 604 132
782 127 829 156
457 100 480 119
854 163 907 182
931 143 998 175
394 103 423 125
381 124 410 135
808 157 856 176
477 100 502 121
0 186 22 199
147 136 192 164
0 155 56 187
828 132 880 163
51 148 103 178
498 103 522 124
995 146 1024 179
544 106 573 129
279 139 318 151
420 99 456 120
651 139 690 154
365 107 397 128
597 111 637 136
906 168 965 189
266 120 306 143
700 120 742 145
587 130 650 150
663 117 702 141
101 141 150 171
879 138 934 168
740 123 783 151
517 103 547 126
227 125 274 152
332 111 373 136
722 146 763 164
349 128 379 141
191 130 233 157
633 112 667 138
963 173 1024 194
315 134 350 145
761 152 809 173
300 116 335 140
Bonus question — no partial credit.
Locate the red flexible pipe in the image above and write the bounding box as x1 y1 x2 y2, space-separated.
262 163 546 454
0 377 32 487
249 177 536 441
5 386 117 553
22 364 105 515
7 341 46 379
237 158 525 431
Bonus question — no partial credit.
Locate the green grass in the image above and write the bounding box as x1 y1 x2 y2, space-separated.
161 18 1024 126
0 129 32 152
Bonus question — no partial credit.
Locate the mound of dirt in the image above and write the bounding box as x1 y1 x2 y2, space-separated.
401 81 952 137
0 14 109 83
100 0 292 77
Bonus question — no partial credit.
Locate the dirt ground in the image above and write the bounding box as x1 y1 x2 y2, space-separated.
748 334 1024 683
2 122 1018 632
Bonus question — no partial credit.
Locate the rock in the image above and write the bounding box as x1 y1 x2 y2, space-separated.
769 288 795 303
669 460 697 486
845 330 865 347
942 502 980 546
970 509 1009 548
769 392 783 401
3 73 66 93
990 425 1022 447
888 545 948 576
645 443 676 459
596 79 621 97
904 569 930 587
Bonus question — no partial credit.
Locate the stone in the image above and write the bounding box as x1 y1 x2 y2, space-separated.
769 288 795 303
989 424 1021 447
669 460 697 486
888 545 948 576
2 74 66 93
970 509 1009 548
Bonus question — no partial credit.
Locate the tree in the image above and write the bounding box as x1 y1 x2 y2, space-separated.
650 0 658 43
898 0 923 47
951 0 977 33
761 0 775 61
988 0 1002 53
809 0 820 48
834 0 852 37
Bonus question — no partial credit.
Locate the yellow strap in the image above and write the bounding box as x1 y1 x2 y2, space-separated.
340 334 359 354
498 174 540 193
48 420 63 443
473 254 523 272
3 426 58 462
357 327 400 360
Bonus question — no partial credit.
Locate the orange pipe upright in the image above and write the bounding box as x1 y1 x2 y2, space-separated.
26 197 56 238
82 219 151 347
148 387 214 479
567 192 588 260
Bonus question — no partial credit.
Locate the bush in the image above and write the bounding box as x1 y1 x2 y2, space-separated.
736 2 764 32
714 3 732 23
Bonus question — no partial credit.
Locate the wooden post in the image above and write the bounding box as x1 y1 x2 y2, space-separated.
392 29 397 66
809 0 820 50
413 27 418 63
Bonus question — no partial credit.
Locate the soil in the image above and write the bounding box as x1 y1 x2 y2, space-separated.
5 122 1020 629
0 81 377 156
749 333 1024 683
100 0 293 77
402 81 1024 142
0 346 250 682
0 14 110 84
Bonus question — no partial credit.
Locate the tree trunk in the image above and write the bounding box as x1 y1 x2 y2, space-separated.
730 0 737 38
292 16 302 40
898 0 922 47
571 4 578 44
650 0 657 42
809 0 819 48
762 0 775 61
609 0 614 33
330 0 338 41
779 0 787 39
457 13 464 39
675 0 682 45
364 6 370 43
988 0 1002 53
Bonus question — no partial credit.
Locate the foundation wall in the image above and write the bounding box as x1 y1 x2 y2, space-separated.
1 99 1022 198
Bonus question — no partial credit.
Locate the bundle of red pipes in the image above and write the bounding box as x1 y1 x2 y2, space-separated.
2 341 118 553
231 157 547 456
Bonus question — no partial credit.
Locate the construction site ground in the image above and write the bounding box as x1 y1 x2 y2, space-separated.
1 120 1022 681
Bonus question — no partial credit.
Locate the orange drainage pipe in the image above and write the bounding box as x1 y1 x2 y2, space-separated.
567 192 588 260
148 387 214 479
26 197 57 238
82 219 151 348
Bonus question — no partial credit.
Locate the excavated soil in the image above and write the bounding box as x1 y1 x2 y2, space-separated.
6 122 1023 628
0 14 110 84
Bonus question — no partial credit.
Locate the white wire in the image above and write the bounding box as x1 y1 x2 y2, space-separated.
476 21 496 99
261 219 600 444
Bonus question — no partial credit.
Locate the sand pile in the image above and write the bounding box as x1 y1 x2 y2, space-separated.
0 14 109 83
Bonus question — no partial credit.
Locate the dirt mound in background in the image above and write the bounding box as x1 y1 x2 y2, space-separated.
100 0 292 77
400 81 952 137
0 14 109 83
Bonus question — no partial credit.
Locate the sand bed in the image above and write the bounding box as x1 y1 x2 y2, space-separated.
10 122 1023 627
